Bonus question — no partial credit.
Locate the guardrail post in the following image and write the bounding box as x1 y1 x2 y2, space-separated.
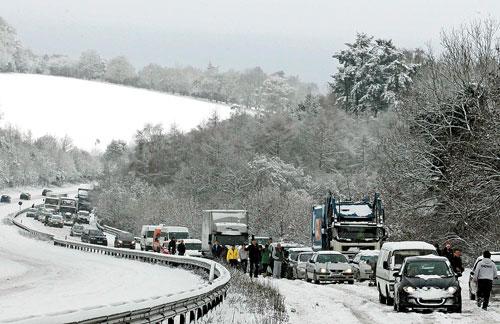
209 262 215 283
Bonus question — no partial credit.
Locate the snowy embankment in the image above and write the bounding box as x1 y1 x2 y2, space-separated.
0 73 231 151
0 186 204 323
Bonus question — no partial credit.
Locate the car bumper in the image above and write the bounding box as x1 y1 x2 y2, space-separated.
90 240 107 246
116 243 135 249
317 272 354 281
399 292 461 309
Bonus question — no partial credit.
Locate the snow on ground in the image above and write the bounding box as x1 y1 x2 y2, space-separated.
0 187 204 323
269 273 500 324
0 73 231 151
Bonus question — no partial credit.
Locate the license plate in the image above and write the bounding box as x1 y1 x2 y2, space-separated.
97 241 103 244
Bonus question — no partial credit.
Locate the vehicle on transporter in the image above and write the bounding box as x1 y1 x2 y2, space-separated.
201 210 249 255
311 192 387 260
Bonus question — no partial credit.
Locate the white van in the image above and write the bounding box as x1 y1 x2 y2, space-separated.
376 241 437 305
140 225 164 251
180 239 202 257
163 226 189 240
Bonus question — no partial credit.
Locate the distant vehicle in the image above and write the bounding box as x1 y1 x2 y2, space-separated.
140 225 164 251
81 227 107 246
70 224 84 236
44 196 60 212
76 210 90 224
0 195 11 203
376 241 437 306
286 247 313 279
20 192 31 200
163 226 189 240
202 210 249 254
114 232 136 249
351 250 380 282
42 189 52 196
59 198 77 225
468 252 500 300
305 251 354 284
393 255 462 313
181 239 203 257
47 214 64 228
253 236 271 246
77 187 93 212
294 251 315 280
26 208 37 218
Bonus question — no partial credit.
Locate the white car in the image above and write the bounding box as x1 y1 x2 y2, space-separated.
469 252 500 300
351 250 379 281
181 239 203 257
295 251 315 279
305 251 354 284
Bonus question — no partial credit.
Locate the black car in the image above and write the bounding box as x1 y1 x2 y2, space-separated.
20 192 31 200
114 232 136 249
81 227 108 246
393 256 461 313
41 189 52 196
0 195 11 203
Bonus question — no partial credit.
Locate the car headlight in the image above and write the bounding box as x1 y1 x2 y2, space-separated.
447 287 457 294
118 240 122 243
403 286 415 293
343 268 352 274
320 268 327 273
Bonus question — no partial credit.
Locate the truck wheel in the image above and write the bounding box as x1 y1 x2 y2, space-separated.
386 287 394 306
378 285 387 304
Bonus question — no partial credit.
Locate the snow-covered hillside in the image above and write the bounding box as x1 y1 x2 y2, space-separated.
0 73 231 151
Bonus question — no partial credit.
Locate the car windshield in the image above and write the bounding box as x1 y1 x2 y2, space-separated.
299 253 313 262
184 243 202 250
118 233 134 240
360 255 378 263
52 215 62 220
317 254 348 263
404 260 453 277
393 250 436 266
170 232 189 239
289 252 300 261
73 225 83 230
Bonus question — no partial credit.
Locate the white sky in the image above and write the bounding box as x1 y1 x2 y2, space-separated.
1 0 499 87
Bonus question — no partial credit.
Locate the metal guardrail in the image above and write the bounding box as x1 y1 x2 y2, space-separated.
10 207 230 324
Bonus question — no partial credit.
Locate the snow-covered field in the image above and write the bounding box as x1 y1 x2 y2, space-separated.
0 73 231 151
0 186 204 323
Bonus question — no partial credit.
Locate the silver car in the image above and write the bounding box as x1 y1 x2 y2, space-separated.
295 251 314 279
305 251 354 284
351 250 379 281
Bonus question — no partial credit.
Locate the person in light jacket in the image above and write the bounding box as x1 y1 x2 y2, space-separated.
272 244 284 279
239 244 249 274
473 251 499 310
226 245 239 267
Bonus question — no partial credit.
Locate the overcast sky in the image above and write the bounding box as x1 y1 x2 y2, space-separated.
1 0 499 87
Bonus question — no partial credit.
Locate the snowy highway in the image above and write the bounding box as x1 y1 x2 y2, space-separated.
0 187 204 323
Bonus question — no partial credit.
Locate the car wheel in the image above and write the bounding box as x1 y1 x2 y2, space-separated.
348 280 354 285
378 285 387 304
450 304 462 313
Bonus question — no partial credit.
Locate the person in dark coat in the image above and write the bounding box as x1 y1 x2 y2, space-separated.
449 248 464 274
247 239 261 278
442 242 453 261
168 237 177 254
211 240 223 258
177 240 186 256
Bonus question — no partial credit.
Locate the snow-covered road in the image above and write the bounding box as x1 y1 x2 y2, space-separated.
0 186 203 323
273 271 500 324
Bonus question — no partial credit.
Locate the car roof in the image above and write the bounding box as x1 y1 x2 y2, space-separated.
475 252 500 263
163 226 189 232
315 250 343 255
356 250 380 256
381 241 436 251
288 247 313 252
404 255 448 263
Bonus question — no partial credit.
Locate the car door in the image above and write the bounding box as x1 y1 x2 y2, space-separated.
307 254 317 278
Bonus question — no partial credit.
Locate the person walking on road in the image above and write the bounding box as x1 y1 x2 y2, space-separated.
239 244 249 274
177 240 186 256
268 238 274 273
261 244 271 276
211 240 223 258
442 242 453 262
168 237 177 254
450 248 464 274
272 243 284 279
474 251 499 310
226 244 239 268
247 239 261 278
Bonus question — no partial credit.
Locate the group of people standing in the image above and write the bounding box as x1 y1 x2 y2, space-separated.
152 236 187 256
437 241 498 311
211 238 286 279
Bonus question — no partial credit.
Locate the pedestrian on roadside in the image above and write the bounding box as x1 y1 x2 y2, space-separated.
168 236 177 254
226 244 239 268
152 237 161 253
261 244 271 276
268 238 274 273
247 239 261 278
434 243 442 256
272 243 284 279
473 251 499 310
177 240 186 256
442 241 453 262
450 248 464 274
239 244 249 274
211 240 223 258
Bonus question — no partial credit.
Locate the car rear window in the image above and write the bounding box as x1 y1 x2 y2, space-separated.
299 253 313 262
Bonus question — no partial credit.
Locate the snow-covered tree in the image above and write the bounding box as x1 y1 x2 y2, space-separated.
0 17 22 72
104 56 136 84
260 73 294 112
77 50 105 80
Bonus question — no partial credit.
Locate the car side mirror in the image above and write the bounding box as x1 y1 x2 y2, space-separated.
383 261 389 270
309 259 315 264
393 272 401 278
